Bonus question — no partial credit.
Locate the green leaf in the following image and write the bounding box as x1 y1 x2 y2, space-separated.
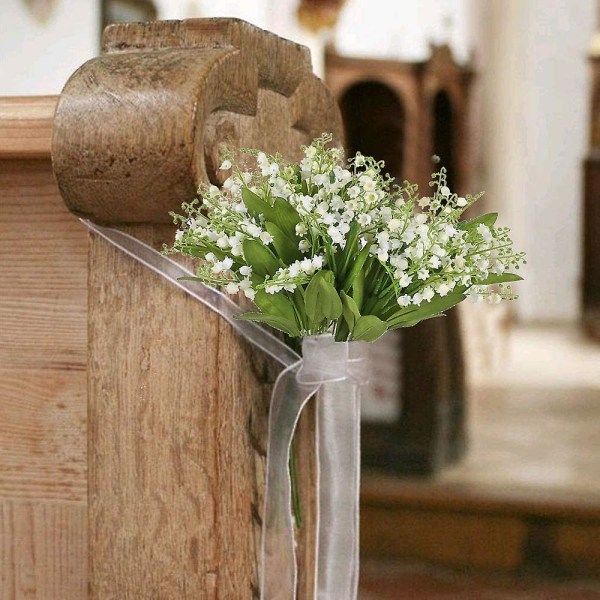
304 270 343 325
339 221 361 279
341 291 361 331
265 221 302 265
351 315 388 342
342 242 372 292
459 212 498 230
242 238 280 277
268 197 302 239
253 290 298 323
352 269 365 310
387 293 466 327
235 312 300 337
241 187 272 219
474 272 523 286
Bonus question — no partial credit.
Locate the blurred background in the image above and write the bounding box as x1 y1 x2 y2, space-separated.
1 0 600 598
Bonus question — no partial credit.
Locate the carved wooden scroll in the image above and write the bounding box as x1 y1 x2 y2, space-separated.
52 18 341 599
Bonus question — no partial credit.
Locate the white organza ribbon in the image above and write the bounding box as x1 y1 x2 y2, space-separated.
81 220 369 600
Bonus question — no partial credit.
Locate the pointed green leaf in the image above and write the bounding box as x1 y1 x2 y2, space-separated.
304 270 343 325
265 221 302 264
459 212 498 230
341 291 361 331
387 293 466 327
342 242 372 292
242 238 280 277
254 289 298 323
272 197 302 237
351 315 388 342
241 187 272 219
235 312 300 337
474 272 523 286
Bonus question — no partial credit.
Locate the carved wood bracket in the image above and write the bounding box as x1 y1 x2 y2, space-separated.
52 18 342 225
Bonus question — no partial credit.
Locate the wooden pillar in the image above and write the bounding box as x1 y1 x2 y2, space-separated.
52 18 342 599
583 25 600 340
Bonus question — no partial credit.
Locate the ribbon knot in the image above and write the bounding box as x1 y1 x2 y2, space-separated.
297 334 370 386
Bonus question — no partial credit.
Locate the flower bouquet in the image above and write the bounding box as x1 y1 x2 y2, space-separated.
169 134 524 342
166 133 525 599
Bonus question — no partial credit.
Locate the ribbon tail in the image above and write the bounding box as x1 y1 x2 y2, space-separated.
260 361 320 600
316 379 362 600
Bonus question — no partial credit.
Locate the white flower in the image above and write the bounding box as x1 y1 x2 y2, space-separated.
299 239 311 252
296 223 307 236
244 288 256 301
245 223 262 238
216 236 229 249
388 219 402 232
220 159 232 170
418 197 431 208
312 255 324 269
360 176 376 192
222 257 233 270
300 258 313 272
357 214 372 227
476 224 493 243
314 173 328 186
268 163 280 176
330 195 344 210
175 230 184 241
327 225 344 244
365 191 378 204
422 287 435 302
390 255 409 270
429 256 441 269
469 288 484 304
225 282 239 294
304 145 317 158
399 273 411 288
440 186 451 197
260 231 274 244
265 284 283 294
397 294 411 307
436 282 451 296
241 172 252 185
288 261 301 277
456 197 467 207
347 186 360 198
415 213 428 225
417 268 429 280
377 249 389 262
205 252 216 263
412 292 424 306
239 265 252 277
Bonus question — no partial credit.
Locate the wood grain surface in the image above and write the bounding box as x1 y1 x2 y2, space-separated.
0 160 88 371
0 155 88 599
0 97 57 159
0 500 87 599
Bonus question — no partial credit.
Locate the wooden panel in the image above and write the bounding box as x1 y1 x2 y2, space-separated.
0 160 88 370
88 227 316 599
361 504 527 570
0 499 87 600
0 97 57 159
0 369 86 502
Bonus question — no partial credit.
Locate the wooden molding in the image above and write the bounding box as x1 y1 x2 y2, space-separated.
52 18 342 225
0 96 57 159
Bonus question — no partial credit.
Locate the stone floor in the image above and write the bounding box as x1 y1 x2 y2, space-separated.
358 325 600 597
359 561 600 600
441 324 600 501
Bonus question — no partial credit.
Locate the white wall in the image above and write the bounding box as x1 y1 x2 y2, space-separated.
478 0 595 322
336 0 477 64
0 0 100 95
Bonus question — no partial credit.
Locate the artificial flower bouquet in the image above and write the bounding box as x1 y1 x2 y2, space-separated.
165 133 524 599
167 133 525 340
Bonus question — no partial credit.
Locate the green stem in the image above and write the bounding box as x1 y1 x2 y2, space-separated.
289 437 302 528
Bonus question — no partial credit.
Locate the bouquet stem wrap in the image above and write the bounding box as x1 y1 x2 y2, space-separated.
81 221 369 600
262 335 368 600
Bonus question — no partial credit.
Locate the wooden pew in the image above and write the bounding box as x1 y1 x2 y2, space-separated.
0 18 342 599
